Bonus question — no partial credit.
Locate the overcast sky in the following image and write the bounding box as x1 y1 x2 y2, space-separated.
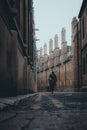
33 0 83 53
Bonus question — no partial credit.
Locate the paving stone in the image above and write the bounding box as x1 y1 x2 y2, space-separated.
0 112 16 123
32 128 45 130
0 113 33 130
0 93 37 111
46 128 59 130
0 98 17 105
0 92 87 130
0 103 6 110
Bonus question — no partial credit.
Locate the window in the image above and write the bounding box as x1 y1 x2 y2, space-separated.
83 57 85 74
82 18 85 39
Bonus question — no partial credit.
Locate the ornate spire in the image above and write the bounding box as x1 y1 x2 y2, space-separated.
40 47 42 57
61 27 66 44
54 34 58 49
44 43 47 55
49 38 53 53
71 17 78 44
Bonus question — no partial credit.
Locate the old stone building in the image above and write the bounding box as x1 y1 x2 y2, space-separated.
0 0 37 97
71 17 80 91
37 27 76 92
71 0 87 91
78 0 87 91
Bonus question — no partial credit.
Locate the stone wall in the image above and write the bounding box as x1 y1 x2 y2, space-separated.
37 58 74 92
0 17 18 96
27 66 37 93
0 15 37 97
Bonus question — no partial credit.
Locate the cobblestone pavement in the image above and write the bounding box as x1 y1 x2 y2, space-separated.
0 92 87 130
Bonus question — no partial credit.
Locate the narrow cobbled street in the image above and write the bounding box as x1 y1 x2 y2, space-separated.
0 92 87 130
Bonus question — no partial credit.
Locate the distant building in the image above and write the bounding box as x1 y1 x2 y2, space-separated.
37 0 87 92
37 27 76 92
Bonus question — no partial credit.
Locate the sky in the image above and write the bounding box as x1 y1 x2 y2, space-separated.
33 0 83 53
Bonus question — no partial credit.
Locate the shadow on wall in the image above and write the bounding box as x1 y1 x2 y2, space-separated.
0 74 17 97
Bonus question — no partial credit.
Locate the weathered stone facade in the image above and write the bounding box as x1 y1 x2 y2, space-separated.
37 27 76 92
0 0 37 97
78 0 87 91
71 17 80 91
71 0 87 91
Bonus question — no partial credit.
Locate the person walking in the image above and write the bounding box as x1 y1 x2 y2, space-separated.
49 71 57 94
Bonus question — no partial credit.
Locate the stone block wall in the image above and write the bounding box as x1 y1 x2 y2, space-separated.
27 67 37 93
0 0 37 97
0 17 18 96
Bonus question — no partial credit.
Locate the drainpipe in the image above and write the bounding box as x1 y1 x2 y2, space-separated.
59 65 60 89
65 63 66 89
